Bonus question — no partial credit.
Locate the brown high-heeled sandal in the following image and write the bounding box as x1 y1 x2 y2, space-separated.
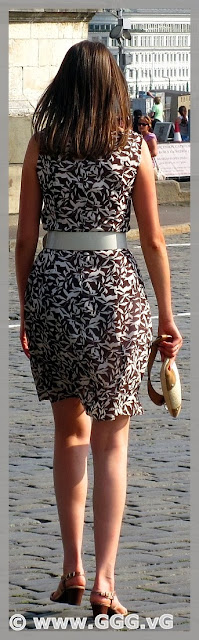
90 590 128 619
50 571 85 605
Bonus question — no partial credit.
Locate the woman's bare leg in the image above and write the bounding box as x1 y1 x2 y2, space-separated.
52 397 91 581
90 414 130 596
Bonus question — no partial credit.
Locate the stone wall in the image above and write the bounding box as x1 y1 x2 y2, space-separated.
9 10 95 115
9 9 95 215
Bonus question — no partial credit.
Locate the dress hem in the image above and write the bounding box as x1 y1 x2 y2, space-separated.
37 390 144 420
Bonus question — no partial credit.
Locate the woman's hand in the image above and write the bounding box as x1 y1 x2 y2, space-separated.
157 319 183 367
20 317 30 359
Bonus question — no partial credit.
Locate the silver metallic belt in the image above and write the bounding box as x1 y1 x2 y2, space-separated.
44 230 127 251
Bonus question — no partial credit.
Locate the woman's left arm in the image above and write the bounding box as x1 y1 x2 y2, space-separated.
15 135 42 356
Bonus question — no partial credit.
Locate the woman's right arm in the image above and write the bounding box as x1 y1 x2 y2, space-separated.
132 139 182 363
15 135 42 357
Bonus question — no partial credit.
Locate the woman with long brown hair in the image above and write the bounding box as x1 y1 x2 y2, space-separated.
15 40 182 619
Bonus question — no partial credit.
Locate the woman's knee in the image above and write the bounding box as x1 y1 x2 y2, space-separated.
52 397 91 439
91 414 130 454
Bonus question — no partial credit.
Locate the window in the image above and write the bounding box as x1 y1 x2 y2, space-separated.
179 69 181 77
129 21 189 34
179 54 181 61
101 37 107 46
174 54 176 62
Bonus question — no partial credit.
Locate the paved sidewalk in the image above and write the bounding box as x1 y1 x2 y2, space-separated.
9 203 190 244
9 234 190 631
130 203 190 230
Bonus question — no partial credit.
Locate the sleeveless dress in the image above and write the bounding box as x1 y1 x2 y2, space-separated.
24 131 153 421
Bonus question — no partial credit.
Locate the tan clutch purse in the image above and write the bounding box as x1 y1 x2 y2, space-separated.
147 335 182 418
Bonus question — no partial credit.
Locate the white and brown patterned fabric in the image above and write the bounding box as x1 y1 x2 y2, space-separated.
24 131 153 420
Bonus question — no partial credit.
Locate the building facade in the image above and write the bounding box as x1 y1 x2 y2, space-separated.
88 9 190 97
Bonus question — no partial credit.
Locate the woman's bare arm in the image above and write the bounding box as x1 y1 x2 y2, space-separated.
15 135 42 356
132 139 182 361
146 136 158 158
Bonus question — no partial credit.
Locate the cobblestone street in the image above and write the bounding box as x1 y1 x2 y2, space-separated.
9 234 190 631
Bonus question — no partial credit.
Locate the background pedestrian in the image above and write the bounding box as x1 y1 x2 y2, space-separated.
176 105 189 141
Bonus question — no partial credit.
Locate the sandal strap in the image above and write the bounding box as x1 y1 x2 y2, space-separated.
61 571 85 581
91 589 115 602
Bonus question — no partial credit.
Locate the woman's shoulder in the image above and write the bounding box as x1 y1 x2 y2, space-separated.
148 132 157 139
128 129 142 142
127 129 143 151
126 129 143 165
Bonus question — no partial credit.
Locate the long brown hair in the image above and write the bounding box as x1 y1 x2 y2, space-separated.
32 40 131 159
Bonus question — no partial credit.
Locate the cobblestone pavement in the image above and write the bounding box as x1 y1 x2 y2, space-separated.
9 234 190 631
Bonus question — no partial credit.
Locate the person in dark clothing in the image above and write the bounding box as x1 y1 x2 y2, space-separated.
133 109 142 133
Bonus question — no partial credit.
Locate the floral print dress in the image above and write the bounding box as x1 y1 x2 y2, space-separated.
24 131 152 420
